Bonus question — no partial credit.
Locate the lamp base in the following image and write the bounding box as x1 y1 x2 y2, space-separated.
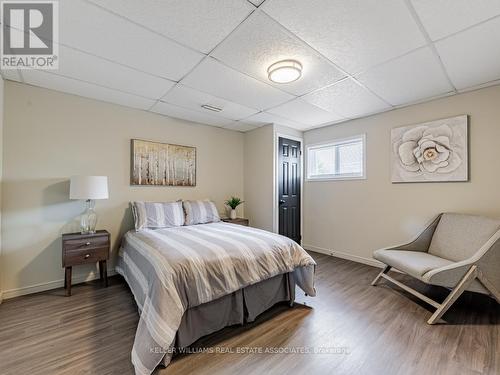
80 229 96 235
80 199 97 234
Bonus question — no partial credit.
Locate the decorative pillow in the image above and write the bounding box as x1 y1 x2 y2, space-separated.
183 200 220 225
131 201 185 231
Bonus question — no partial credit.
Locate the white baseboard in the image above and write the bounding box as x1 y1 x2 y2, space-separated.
2 269 117 300
303 244 385 268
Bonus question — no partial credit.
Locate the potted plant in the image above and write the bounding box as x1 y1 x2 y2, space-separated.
225 196 244 220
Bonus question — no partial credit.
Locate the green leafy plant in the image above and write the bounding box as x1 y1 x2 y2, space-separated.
225 196 244 210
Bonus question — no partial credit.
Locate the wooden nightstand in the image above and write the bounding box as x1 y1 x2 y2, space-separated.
62 230 110 296
222 218 249 226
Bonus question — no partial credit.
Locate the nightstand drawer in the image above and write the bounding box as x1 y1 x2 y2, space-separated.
62 230 110 296
64 236 109 251
64 247 108 266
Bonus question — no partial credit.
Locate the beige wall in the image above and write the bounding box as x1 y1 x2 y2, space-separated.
303 84 500 265
274 124 303 140
243 124 304 232
5 78 499 297
244 124 274 231
0 77 4 302
1 81 244 297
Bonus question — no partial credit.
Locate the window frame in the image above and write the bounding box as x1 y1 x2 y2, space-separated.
306 134 366 181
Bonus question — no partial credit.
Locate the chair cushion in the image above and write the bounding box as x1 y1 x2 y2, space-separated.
373 249 453 280
428 213 500 262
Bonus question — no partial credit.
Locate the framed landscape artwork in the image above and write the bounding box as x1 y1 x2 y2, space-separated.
131 139 196 186
391 115 468 183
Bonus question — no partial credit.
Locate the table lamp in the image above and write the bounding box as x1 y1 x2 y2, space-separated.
70 176 109 234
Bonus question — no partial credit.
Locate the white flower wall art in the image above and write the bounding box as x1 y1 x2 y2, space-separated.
391 115 468 183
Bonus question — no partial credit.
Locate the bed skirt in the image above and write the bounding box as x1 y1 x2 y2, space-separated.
161 272 295 365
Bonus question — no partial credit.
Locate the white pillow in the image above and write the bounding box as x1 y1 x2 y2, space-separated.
131 201 185 231
183 200 220 225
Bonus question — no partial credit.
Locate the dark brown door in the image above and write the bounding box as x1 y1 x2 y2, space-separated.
278 137 301 244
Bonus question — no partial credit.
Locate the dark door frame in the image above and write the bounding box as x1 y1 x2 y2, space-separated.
274 132 303 240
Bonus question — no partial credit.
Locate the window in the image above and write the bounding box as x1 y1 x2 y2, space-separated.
307 135 365 180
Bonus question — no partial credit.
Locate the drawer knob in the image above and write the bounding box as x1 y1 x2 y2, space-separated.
85 242 91 246
84 254 90 259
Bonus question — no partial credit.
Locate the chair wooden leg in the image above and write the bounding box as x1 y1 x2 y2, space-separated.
477 269 500 304
427 265 478 325
371 265 391 286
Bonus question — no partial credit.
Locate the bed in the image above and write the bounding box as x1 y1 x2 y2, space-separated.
116 221 316 375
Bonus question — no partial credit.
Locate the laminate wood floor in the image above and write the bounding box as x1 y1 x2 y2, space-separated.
0 252 499 375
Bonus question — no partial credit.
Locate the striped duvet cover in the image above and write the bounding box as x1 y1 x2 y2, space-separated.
116 222 316 375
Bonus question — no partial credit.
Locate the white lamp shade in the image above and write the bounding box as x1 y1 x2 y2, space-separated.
70 176 109 200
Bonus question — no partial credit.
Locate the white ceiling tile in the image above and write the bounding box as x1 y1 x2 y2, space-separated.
435 17 500 90
1 69 22 82
162 84 259 120
303 78 390 119
55 45 174 99
181 57 294 110
268 98 344 126
59 0 203 80
222 122 260 132
248 0 265 6
212 11 345 95
21 70 156 110
356 47 454 106
411 0 500 41
242 111 306 129
262 0 426 74
89 0 254 54
150 101 234 127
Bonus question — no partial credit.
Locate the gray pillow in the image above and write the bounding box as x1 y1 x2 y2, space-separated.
183 200 220 225
131 201 185 231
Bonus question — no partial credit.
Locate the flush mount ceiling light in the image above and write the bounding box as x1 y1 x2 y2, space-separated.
267 59 302 84
201 104 222 112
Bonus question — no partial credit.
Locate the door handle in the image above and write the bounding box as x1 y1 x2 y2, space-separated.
279 200 285 205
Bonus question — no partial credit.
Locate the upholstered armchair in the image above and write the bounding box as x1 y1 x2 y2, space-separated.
372 213 500 324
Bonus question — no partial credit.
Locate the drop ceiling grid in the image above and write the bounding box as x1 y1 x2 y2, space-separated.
3 3 201 84
355 46 455 106
142 1 262 119
409 0 500 41
260 0 427 74
86 0 255 54
207 7 395 119
21 70 158 110
403 0 457 93
434 17 500 90
210 10 347 96
256 0 496 120
2 64 165 106
254 5 396 112
257 0 451 111
201 7 391 127
1 0 500 132
426 13 500 44
161 84 261 121
60 0 206 81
